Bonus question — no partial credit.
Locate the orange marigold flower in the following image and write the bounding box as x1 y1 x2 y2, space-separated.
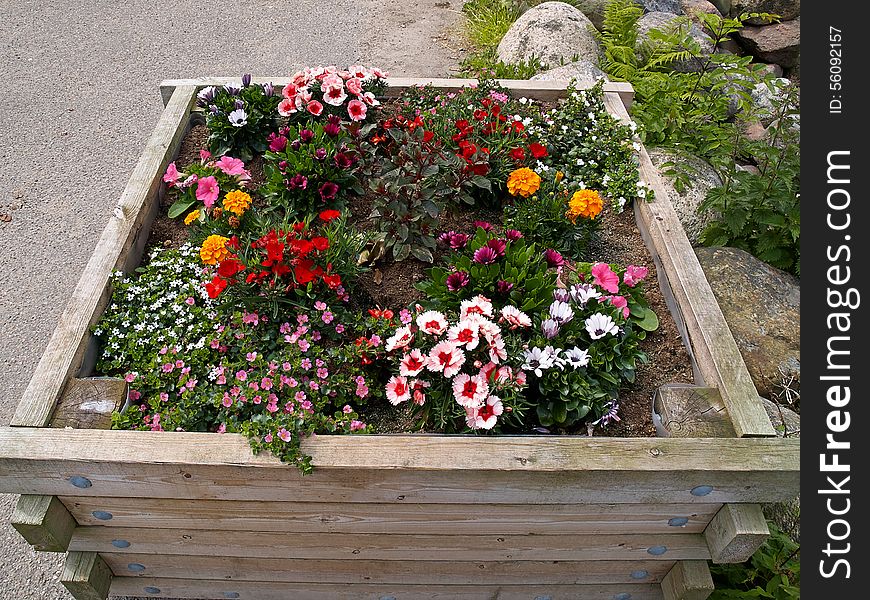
183 209 200 225
200 234 230 265
566 189 604 223
222 189 252 217
506 167 541 198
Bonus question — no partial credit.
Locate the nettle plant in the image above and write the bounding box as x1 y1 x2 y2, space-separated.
525 261 656 428
532 80 651 212
262 120 365 216
417 226 557 315
198 75 282 162
382 298 531 432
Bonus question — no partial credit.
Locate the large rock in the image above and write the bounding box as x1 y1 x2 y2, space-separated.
750 77 792 125
636 11 714 72
637 0 683 13
648 149 721 244
737 17 800 68
557 0 609 29
694 246 800 398
681 0 722 22
730 0 800 22
497 2 602 67
530 59 608 84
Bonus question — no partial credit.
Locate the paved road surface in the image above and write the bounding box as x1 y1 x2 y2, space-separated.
0 0 462 597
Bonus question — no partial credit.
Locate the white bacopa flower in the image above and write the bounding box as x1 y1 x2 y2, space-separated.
564 347 590 368
585 313 619 340
228 108 248 127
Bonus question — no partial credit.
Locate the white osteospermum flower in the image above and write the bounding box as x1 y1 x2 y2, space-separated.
549 301 574 325
564 347 590 368
228 108 248 127
585 313 619 340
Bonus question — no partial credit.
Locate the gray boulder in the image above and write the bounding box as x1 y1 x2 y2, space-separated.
637 0 683 13
681 0 722 21
731 0 800 23
637 11 714 72
737 17 800 68
497 2 602 67
648 148 721 244
530 59 609 84
694 246 800 398
750 77 792 125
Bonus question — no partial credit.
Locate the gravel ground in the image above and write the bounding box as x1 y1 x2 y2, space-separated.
0 1 463 598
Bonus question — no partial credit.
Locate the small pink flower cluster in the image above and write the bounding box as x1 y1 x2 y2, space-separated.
162 153 251 209
384 296 530 430
278 64 387 122
589 262 648 318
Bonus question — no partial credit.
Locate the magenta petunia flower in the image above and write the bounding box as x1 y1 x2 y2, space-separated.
473 246 498 265
623 264 649 287
445 270 470 292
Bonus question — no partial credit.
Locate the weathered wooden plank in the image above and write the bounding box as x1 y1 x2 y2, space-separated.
70 527 711 561
603 92 776 438
704 503 770 564
62 497 720 534
111 578 665 600
660 560 714 600
0 429 800 503
654 385 736 438
159 76 635 106
11 494 77 552
50 377 128 430
10 85 198 428
61 551 112 600
100 553 672 584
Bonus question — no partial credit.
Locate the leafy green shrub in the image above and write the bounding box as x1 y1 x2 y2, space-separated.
710 523 800 599
459 48 546 80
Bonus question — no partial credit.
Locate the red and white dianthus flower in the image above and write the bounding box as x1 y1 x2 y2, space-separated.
385 375 411 405
427 341 466 378
460 295 494 320
500 305 532 329
466 395 504 430
487 334 507 364
410 379 430 405
385 326 414 352
451 373 490 408
416 310 448 336
447 319 480 351
399 349 427 377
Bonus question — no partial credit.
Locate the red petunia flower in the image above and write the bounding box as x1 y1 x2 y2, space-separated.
205 276 228 298
510 147 526 162
529 142 548 158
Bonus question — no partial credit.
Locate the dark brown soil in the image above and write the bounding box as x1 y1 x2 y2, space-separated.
153 121 694 437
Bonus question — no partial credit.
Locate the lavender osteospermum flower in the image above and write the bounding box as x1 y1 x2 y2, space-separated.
593 400 621 426
234 99 245 110
224 85 240 96
521 346 556 377
543 248 564 268
264 82 275 97
473 246 498 265
228 108 248 127
445 271 470 292
196 86 216 107
549 301 574 324
553 288 570 303
564 347 590 368
241 73 252 88
541 319 560 340
570 283 602 307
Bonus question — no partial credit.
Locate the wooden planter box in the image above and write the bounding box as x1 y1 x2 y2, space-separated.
0 78 799 600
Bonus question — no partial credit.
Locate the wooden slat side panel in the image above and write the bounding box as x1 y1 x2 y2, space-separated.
70 528 712 561
603 92 776 438
111 578 665 600
159 76 634 105
101 554 673 585
61 497 720 534
10 85 198 428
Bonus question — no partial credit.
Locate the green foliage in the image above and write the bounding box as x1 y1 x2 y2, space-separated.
597 0 799 274
199 79 282 163
418 227 558 315
462 0 525 48
710 523 800 599
699 82 800 274
459 47 546 80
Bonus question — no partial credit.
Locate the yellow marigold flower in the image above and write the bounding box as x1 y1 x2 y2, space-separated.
506 167 541 198
566 189 604 223
183 209 200 225
200 234 230 265
222 189 252 217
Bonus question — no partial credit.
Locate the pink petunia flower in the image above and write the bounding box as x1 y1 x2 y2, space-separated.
323 84 348 106
605 295 630 318
346 77 363 96
347 99 367 121
196 176 219 209
591 262 620 294
623 265 649 287
278 98 297 116
214 156 248 177
163 162 181 185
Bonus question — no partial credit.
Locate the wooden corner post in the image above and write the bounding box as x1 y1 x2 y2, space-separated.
11 494 77 552
61 552 112 600
661 561 715 600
